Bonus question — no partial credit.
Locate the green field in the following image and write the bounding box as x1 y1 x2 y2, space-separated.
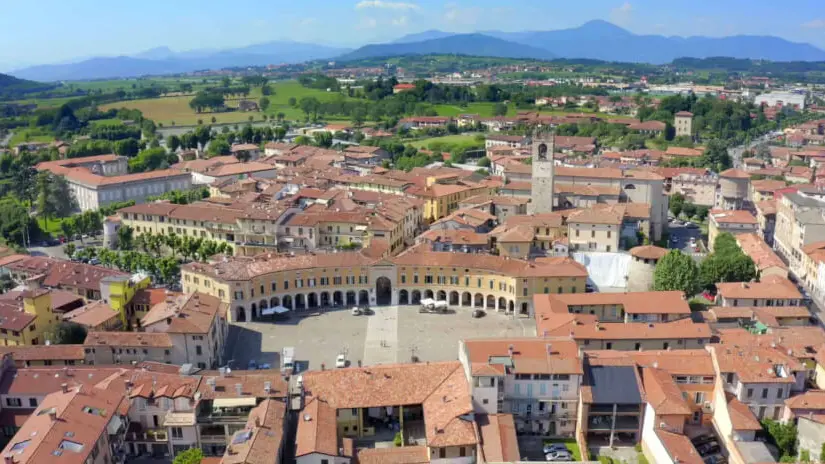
98 80 358 126
433 103 516 117
8 129 55 147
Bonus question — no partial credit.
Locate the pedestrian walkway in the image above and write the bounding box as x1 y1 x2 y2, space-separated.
363 306 399 365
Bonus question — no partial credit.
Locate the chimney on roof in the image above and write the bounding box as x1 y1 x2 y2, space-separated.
235 383 242 396
508 344 514 357
48 410 57 422
60 383 68 393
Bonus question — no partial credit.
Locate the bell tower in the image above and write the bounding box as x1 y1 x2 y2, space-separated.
529 132 555 214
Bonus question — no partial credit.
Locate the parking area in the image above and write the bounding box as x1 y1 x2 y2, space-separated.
225 305 536 372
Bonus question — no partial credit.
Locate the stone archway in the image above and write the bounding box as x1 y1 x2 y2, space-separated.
295 294 306 310
474 293 484 307
424 289 434 299
376 277 392 306
308 293 318 308
437 290 446 301
346 291 356 305
270 297 280 308
333 291 343 305
283 295 293 309
411 290 422 304
236 307 246 322
321 292 330 307
498 297 507 310
521 302 529 315
358 290 369 305
399 289 409 305
486 295 496 309
449 291 459 306
508 300 514 313
251 303 258 320
462 292 471 306
259 300 268 310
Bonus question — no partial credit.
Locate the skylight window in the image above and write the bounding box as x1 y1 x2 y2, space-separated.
58 440 84 453
10 440 30 453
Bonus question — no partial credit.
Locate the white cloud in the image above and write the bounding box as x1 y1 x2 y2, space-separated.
443 3 480 26
357 17 378 29
298 17 317 26
802 19 825 29
609 2 633 26
392 16 409 26
355 0 419 10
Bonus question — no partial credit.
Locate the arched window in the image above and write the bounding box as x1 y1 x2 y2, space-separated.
537 143 548 160
624 184 636 190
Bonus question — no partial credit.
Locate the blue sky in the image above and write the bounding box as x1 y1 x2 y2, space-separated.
1 0 824 71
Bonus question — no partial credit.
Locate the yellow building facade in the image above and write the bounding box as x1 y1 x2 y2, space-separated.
181 249 588 322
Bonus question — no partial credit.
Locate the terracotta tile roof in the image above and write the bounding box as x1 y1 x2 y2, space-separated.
656 430 703 464
535 291 691 316
584 350 714 376
726 393 762 430
630 245 669 260
709 209 758 225
196 372 288 400
718 327 825 361
132 288 177 307
643 368 691 415
295 397 338 458
716 276 801 300
786 390 825 411
712 340 802 383
490 224 535 243
719 168 751 179
392 247 587 278
431 208 495 228
755 200 777 215
463 338 582 375
0 367 132 396
222 399 286 464
0 345 85 362
61 301 120 328
734 233 787 272
141 292 225 335
477 414 520 463
172 156 239 173
418 229 489 246
751 179 786 192
500 212 563 228
204 162 274 177
555 166 663 181
301 361 477 447
184 251 378 282
83 331 173 348
355 446 430 464
1 385 127 464
555 183 621 197
666 147 704 158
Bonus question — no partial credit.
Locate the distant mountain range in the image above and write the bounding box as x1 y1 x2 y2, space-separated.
10 41 350 82
9 20 825 81
366 20 825 64
337 33 556 62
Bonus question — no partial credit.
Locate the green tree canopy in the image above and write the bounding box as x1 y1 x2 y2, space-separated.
653 250 701 297
172 448 203 464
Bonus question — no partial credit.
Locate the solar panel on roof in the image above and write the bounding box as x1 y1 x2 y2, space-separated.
232 430 252 444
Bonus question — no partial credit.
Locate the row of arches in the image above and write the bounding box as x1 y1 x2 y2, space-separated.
397 289 520 312
235 289 370 321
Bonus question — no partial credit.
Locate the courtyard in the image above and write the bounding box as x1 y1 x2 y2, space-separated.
224 305 536 372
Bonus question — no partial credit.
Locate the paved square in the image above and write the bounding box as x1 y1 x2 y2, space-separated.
225 305 536 372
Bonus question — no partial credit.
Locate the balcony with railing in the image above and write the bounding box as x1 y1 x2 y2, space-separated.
199 425 227 442
197 399 256 424
126 423 168 442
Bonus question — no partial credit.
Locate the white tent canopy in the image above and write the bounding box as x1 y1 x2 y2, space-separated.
262 305 290 316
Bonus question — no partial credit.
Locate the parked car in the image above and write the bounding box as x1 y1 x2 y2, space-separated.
545 450 573 462
247 360 258 370
351 307 362 316
542 444 568 455
697 442 720 456
686 222 699 229
335 354 347 368
89 258 100 265
704 455 727 464
691 435 715 446
472 309 485 318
